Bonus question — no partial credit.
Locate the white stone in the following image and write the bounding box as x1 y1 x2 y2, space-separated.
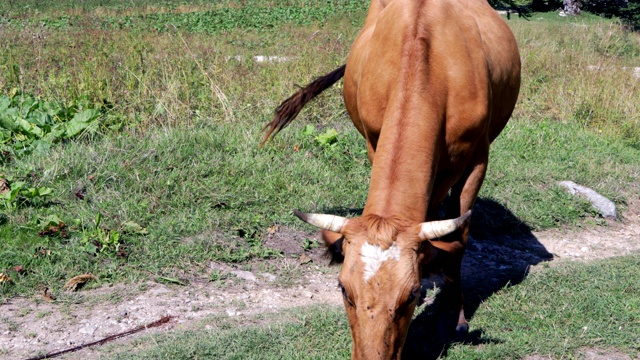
558 181 617 219
230 269 256 282
78 325 97 336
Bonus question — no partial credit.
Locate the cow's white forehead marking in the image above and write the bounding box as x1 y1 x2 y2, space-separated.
361 242 401 282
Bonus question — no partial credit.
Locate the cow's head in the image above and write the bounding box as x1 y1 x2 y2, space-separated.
293 209 471 360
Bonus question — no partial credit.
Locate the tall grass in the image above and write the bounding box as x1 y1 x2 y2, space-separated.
509 14 640 147
0 7 359 129
0 0 369 18
1 8 637 139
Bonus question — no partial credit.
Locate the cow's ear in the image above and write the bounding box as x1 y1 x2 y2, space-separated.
321 230 345 264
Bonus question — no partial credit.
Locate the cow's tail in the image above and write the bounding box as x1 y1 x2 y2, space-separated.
260 64 346 147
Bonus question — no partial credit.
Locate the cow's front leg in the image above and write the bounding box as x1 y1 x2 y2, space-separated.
431 144 488 341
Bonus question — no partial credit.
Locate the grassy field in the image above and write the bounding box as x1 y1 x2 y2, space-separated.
1 1 639 358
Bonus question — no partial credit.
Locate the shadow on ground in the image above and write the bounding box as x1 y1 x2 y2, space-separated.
402 198 553 359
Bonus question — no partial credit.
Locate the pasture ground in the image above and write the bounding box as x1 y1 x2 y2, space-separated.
1 1 639 359
2 198 639 359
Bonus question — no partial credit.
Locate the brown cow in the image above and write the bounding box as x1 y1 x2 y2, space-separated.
262 0 521 358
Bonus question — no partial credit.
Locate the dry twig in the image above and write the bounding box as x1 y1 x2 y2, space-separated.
24 316 175 360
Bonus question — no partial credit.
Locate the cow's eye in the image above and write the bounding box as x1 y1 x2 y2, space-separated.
338 282 354 307
407 286 420 305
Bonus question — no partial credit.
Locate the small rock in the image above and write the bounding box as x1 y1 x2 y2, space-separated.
230 269 256 282
78 325 97 335
558 181 617 220
299 254 312 265
150 287 170 296
260 272 277 282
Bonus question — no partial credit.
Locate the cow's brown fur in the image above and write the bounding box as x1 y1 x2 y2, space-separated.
262 0 521 358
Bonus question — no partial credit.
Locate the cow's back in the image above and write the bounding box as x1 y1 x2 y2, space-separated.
344 0 520 149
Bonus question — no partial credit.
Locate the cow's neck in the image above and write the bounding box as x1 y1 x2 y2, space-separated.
362 108 442 223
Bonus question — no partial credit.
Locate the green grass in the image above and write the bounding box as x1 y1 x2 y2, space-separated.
0 1 639 358
2 109 639 300
483 119 640 229
446 255 640 359
0 0 639 315
104 306 352 359
0 123 370 299
0 0 368 18
1 1 368 31
96 255 640 359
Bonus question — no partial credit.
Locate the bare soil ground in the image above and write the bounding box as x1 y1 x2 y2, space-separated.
1 199 639 360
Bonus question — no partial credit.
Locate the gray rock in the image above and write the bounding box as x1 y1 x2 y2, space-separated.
259 272 277 282
78 325 97 336
558 181 617 220
230 270 257 282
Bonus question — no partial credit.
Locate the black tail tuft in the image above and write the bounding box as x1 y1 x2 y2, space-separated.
260 64 346 147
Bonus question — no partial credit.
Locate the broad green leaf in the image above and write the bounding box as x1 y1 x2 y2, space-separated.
10 181 25 190
42 100 63 116
26 112 52 127
21 98 38 118
0 114 20 133
121 221 148 235
64 120 90 138
46 124 66 141
314 128 339 147
83 242 98 255
16 117 43 138
21 187 38 198
0 129 10 143
37 187 53 196
37 214 64 227
0 96 10 112
65 109 100 137
302 124 316 136
72 109 100 123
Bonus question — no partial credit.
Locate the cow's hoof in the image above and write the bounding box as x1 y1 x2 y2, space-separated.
454 323 469 342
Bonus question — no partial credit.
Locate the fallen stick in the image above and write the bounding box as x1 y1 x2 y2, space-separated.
24 315 174 360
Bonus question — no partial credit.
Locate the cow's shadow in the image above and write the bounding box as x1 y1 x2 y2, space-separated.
401 198 553 359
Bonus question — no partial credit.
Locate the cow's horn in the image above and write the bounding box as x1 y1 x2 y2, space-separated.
293 209 348 233
418 210 472 240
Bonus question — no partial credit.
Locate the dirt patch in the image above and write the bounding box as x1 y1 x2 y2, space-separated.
1 200 640 360
525 347 639 360
1 260 341 360
537 197 640 262
262 225 312 256
578 347 639 360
